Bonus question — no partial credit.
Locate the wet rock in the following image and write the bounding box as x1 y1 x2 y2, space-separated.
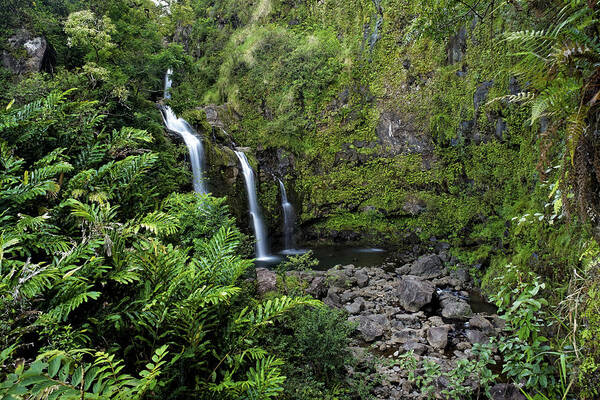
395 276 435 312
255 268 277 295
466 329 489 345
427 326 449 350
440 296 473 320
376 111 433 155
410 254 444 279
306 276 327 298
489 383 526 400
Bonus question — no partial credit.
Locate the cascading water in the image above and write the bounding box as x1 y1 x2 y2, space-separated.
162 69 208 194
164 68 173 99
278 179 296 251
235 151 274 261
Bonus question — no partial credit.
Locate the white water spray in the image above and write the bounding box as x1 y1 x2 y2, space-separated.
278 179 296 251
235 151 274 261
162 69 207 194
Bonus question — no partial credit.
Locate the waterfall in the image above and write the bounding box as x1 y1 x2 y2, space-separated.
162 69 207 194
278 179 296 251
235 151 273 261
164 68 173 99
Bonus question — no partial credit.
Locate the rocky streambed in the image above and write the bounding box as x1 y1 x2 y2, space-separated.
256 251 525 400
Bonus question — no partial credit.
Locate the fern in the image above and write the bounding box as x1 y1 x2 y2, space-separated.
0 345 169 400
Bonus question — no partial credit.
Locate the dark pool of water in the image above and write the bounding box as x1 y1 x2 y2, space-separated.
253 245 389 269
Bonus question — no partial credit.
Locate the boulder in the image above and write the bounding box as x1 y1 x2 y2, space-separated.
355 271 369 288
345 297 365 315
468 315 495 334
466 329 489 345
403 341 427 355
489 383 526 400
1 29 50 75
427 326 449 350
255 268 277 295
391 328 422 344
395 275 435 312
410 254 444 279
440 296 473 320
353 314 387 342
395 264 411 275
306 276 327 298
324 287 342 308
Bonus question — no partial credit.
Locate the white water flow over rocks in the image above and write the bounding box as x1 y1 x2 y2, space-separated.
162 69 207 194
278 179 296 251
235 151 274 261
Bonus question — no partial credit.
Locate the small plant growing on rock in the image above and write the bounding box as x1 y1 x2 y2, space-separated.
491 265 556 391
398 343 497 399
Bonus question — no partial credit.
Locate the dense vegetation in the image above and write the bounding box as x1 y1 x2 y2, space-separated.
1 0 600 399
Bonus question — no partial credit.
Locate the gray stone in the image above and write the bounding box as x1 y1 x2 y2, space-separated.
395 275 435 312
306 276 327 298
466 329 489 345
403 341 427 355
447 27 467 65
395 264 411 275
489 383 526 400
345 297 365 315
376 111 433 155
353 314 387 342
356 271 369 288
255 268 277 295
427 326 449 350
495 118 507 140
339 290 356 303
391 328 421 344
323 287 342 308
469 315 495 334
1 29 49 75
508 76 521 95
474 81 494 111
410 254 444 279
440 297 473 320
449 268 470 285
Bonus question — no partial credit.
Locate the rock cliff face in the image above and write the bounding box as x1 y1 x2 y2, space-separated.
2 29 53 75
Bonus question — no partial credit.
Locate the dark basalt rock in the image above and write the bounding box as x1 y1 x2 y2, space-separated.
489 383 526 400
410 254 444 279
2 29 52 75
474 81 494 112
376 111 433 156
255 268 277 295
447 27 467 65
395 275 435 312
